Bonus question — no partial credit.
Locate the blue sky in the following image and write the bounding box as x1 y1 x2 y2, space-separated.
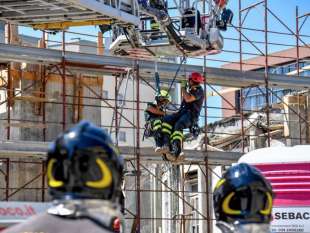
20 0 310 124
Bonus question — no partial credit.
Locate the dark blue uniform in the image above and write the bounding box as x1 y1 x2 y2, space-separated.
145 101 165 147
161 85 204 155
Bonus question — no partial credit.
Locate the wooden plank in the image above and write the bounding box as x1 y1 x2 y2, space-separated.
13 96 54 102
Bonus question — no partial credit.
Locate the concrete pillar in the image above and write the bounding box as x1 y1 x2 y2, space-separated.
161 170 171 233
171 166 179 233
284 95 307 146
198 165 212 233
249 126 266 150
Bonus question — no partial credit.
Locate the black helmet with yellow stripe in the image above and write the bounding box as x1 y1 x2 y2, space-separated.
47 121 123 201
213 163 273 225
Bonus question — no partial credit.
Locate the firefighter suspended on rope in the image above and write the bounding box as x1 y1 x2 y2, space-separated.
155 72 204 162
144 90 172 149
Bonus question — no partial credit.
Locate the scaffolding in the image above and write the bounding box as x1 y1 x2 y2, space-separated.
0 1 309 233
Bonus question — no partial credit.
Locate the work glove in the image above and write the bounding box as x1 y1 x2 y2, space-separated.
180 80 187 88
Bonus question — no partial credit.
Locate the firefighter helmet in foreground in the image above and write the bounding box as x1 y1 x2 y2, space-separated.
47 120 124 201
213 163 273 233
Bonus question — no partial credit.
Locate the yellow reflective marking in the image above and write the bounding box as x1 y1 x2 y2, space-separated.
214 178 226 190
86 158 112 189
162 128 171 134
171 131 183 138
162 123 173 130
222 192 241 215
171 135 183 142
153 119 162 125
153 122 161 127
260 192 273 215
153 125 162 131
47 159 64 188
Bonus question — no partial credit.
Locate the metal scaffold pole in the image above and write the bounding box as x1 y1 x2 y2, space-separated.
264 0 271 147
5 158 10 201
135 62 141 233
41 30 47 141
239 0 245 153
203 2 211 232
62 31 67 132
41 160 45 201
6 23 11 140
115 75 119 145
296 6 302 144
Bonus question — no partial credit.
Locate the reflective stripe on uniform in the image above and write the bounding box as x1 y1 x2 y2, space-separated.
152 119 162 131
162 128 171 135
170 131 183 142
162 122 173 130
171 131 183 138
153 119 162 125
152 125 162 131
171 135 183 142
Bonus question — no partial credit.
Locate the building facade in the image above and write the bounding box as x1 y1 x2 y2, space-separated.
221 46 310 118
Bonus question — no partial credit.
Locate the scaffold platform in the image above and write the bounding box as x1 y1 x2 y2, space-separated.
0 140 241 165
0 0 140 26
1 44 310 89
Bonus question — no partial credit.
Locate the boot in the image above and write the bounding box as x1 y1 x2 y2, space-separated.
170 140 182 158
157 133 170 153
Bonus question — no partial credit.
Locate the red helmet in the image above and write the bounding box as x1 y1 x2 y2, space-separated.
214 0 227 8
189 72 204 84
113 218 121 232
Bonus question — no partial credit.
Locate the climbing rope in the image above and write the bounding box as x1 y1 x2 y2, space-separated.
167 56 187 94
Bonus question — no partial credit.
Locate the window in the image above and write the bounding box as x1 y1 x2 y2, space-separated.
244 98 251 110
269 67 276 73
117 94 125 106
272 93 278 103
190 196 199 233
102 90 108 99
282 65 289 74
275 66 283 74
118 131 126 142
191 183 198 193
250 96 256 109
302 70 310 77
